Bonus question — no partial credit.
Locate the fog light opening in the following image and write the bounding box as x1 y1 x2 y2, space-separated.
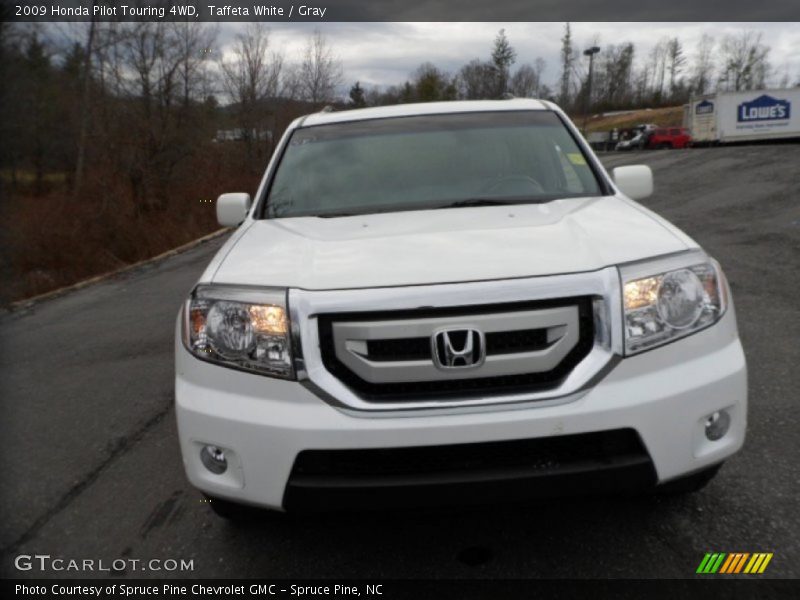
704 410 731 441
200 445 228 474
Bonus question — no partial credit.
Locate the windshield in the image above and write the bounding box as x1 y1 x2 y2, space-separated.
265 111 603 218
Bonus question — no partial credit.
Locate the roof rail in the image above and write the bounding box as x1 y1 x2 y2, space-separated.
501 92 516 100
320 105 336 113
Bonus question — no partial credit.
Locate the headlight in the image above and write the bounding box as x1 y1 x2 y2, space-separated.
620 253 727 355
182 285 294 379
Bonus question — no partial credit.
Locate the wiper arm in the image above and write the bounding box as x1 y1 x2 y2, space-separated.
436 198 517 209
315 200 512 217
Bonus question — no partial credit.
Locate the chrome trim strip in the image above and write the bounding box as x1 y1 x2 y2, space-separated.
289 266 623 414
289 298 308 381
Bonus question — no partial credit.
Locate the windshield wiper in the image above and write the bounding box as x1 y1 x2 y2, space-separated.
309 196 580 218
311 197 541 218
316 212 358 218
313 200 512 217
436 198 517 209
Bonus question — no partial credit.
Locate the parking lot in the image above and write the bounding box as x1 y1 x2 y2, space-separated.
1 145 798 579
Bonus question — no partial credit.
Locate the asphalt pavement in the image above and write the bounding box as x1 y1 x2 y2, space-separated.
1 145 798 579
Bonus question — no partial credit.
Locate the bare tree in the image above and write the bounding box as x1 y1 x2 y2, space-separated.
72 17 95 197
220 24 283 106
776 65 790 90
76 21 219 210
298 30 343 107
219 24 283 168
510 63 542 98
595 43 635 108
174 22 217 109
457 59 496 99
648 39 668 102
719 30 770 91
666 37 687 97
633 64 650 105
690 34 715 96
119 22 184 208
280 63 301 101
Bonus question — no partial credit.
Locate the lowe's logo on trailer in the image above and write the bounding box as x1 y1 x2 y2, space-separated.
737 95 791 122
696 100 714 115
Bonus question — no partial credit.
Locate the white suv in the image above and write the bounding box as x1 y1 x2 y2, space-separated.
175 99 747 517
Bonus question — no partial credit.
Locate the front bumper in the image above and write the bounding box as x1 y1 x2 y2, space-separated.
175 304 747 511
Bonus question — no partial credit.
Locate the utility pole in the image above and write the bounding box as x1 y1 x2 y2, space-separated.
582 46 600 135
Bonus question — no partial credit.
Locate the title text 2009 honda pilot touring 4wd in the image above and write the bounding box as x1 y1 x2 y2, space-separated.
175 100 746 517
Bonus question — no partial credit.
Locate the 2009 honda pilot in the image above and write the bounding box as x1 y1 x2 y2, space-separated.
175 99 747 517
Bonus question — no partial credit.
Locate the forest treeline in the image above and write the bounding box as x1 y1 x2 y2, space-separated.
354 25 783 111
0 22 790 302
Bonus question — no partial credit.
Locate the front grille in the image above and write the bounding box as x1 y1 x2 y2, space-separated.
318 297 595 402
365 328 551 362
283 429 657 511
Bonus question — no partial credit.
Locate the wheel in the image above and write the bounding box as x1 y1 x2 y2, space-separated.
657 464 722 495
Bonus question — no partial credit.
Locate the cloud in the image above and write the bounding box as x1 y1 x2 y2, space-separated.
216 22 800 92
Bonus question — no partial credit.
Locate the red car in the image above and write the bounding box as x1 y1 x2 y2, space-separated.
647 127 692 149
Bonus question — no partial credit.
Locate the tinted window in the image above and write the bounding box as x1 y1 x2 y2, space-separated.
265 111 602 218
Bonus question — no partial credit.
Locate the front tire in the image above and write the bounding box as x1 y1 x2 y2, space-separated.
657 464 722 495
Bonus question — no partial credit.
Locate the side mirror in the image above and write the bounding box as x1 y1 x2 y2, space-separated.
612 165 653 200
216 193 252 227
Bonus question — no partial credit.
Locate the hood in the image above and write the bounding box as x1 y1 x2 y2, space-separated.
210 196 690 290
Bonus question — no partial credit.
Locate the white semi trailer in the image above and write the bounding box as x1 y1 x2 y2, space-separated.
686 88 800 144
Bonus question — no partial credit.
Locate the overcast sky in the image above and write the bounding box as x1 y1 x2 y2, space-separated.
217 22 800 92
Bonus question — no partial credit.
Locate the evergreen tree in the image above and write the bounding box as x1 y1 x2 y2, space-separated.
559 23 574 108
348 81 367 107
491 29 516 96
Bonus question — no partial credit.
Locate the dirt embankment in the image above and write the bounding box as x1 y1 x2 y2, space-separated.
581 106 685 132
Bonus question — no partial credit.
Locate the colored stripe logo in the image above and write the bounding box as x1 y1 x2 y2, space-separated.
697 552 773 574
